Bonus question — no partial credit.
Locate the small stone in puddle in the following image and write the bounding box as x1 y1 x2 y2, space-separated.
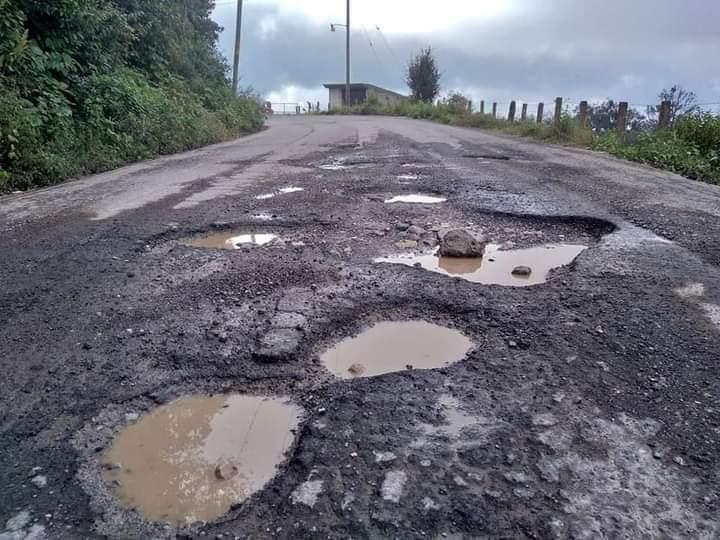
512 266 532 277
438 230 486 258
215 463 239 481
348 363 366 376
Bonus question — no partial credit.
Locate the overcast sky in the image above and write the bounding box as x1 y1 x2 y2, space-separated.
212 0 720 112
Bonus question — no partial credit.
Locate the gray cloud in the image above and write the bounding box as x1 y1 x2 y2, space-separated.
213 0 720 108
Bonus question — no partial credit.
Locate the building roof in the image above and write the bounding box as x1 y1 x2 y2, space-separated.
323 83 407 99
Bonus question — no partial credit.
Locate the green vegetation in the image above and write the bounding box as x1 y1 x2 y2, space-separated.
329 98 719 185
0 0 264 193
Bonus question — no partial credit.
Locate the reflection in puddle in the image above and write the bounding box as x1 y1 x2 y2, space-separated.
375 244 587 286
255 187 304 200
253 213 276 221
103 395 302 525
397 174 419 180
320 321 473 379
384 194 446 204
185 232 278 250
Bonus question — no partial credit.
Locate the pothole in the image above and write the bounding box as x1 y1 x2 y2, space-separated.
184 232 279 250
375 243 587 286
318 158 375 170
463 154 511 161
384 194 447 204
397 174 420 181
255 186 304 200
253 213 277 221
102 395 302 526
320 321 473 379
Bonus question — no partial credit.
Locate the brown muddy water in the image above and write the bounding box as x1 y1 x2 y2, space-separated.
375 243 587 286
102 395 302 525
184 232 278 250
384 194 447 204
320 321 473 379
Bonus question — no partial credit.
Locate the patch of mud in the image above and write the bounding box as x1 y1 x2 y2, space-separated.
183 232 278 250
384 194 447 204
320 321 473 379
375 243 587 286
101 395 302 525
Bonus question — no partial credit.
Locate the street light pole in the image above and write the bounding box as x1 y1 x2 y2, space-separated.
232 0 244 96
345 0 350 106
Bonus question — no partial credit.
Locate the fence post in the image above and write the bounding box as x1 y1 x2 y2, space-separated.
480 100 485 115
617 102 628 134
492 103 497 118
554 97 563 125
658 100 671 129
521 103 528 121
508 101 516 122
536 102 544 123
468 100 473 113
578 100 589 127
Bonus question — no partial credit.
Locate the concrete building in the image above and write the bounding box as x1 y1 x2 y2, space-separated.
324 83 408 109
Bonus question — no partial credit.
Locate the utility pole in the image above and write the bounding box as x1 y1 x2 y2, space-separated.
232 0 244 96
345 0 351 106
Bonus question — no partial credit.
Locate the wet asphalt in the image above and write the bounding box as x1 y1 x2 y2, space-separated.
1 115 719 539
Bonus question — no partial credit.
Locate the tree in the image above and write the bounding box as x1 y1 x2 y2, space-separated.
648 85 700 125
407 47 440 102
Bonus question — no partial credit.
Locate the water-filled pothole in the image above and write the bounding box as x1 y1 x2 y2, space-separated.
102 395 302 525
320 321 473 379
375 243 587 286
185 232 278 250
255 186 304 200
463 153 511 161
384 194 447 204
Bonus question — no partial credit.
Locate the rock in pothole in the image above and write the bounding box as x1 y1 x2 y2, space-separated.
438 229 486 258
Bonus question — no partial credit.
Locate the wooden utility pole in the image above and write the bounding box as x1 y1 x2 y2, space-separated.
617 102 629 135
554 97 563 126
345 0 351 106
578 101 589 127
232 0 244 96
658 100 672 129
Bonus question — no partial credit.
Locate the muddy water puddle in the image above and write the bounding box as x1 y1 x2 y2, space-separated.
321 321 473 379
103 395 302 525
184 231 278 250
375 243 587 286
385 194 446 204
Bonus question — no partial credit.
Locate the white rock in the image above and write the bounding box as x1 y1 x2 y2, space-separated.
290 480 324 507
381 471 407 503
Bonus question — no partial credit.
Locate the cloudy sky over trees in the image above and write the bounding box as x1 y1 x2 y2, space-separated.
212 0 720 110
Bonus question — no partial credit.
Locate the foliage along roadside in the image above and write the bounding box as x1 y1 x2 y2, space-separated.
0 0 265 193
327 98 720 185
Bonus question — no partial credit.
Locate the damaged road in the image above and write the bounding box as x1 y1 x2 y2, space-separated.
1 115 719 538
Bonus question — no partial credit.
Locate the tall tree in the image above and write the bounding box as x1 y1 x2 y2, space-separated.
407 47 440 102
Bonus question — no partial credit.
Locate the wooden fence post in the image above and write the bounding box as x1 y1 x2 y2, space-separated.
617 102 628 134
536 102 544 123
658 100 671 129
508 101 516 122
492 103 497 118
480 101 485 115
554 97 563 125
468 100 473 113
521 103 528 121
578 100 589 127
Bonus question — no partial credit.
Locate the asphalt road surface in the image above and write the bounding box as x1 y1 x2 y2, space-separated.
1 115 719 539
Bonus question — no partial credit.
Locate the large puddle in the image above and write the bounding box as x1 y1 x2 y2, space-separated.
102 395 302 525
375 243 587 286
320 321 473 379
184 232 278 250
384 194 447 204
